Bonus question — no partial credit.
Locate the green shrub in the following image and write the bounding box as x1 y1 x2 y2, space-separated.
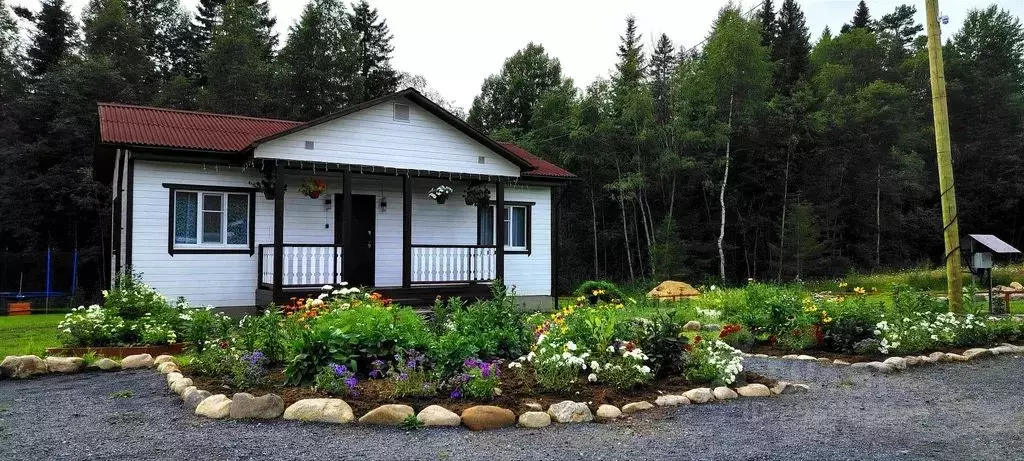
684 339 743 386
181 308 233 353
430 283 530 375
284 304 432 385
234 307 287 364
388 350 435 399
574 280 626 304
619 313 689 377
732 284 804 337
104 271 171 321
452 358 501 400
821 296 884 353
231 351 269 389
188 346 235 378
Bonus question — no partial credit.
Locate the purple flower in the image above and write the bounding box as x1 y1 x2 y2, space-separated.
398 372 409 381
406 360 418 369
331 363 348 376
369 369 382 379
463 358 479 368
459 373 471 383
344 376 358 389
243 351 265 366
450 388 462 399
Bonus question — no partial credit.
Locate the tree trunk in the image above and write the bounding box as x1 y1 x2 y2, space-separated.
876 163 882 269
590 190 599 279
718 94 734 282
667 175 677 222
637 188 653 276
777 142 793 281
620 192 635 281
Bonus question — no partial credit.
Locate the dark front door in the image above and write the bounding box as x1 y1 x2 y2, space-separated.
335 194 376 287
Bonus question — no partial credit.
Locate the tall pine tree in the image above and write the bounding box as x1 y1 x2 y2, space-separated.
772 0 810 92
18 0 77 77
650 33 676 124
467 42 566 137
0 0 21 100
278 0 359 120
84 0 150 101
841 1 871 33
199 0 276 116
757 0 777 47
351 0 398 102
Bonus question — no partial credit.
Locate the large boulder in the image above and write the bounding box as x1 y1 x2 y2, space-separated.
284 399 355 424
153 355 175 365
683 388 714 404
461 405 515 431
229 393 284 419
170 377 194 395
121 354 154 369
45 356 84 374
962 348 993 360
683 321 702 332
713 386 738 400
195 394 232 419
735 384 772 397
620 401 654 415
518 411 551 428
655 395 690 407
647 281 701 300
416 405 461 427
166 372 183 384
157 362 180 374
359 404 414 426
547 401 593 423
89 358 121 371
184 389 212 411
595 405 622 421
0 355 48 379
883 357 908 370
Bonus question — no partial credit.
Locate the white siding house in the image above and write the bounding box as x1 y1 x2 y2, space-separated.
98 89 574 308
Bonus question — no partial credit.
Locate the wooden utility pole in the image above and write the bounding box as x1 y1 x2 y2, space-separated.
925 0 963 313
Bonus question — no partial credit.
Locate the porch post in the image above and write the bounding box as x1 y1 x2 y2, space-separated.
402 174 412 288
495 180 505 282
342 170 353 282
272 162 285 301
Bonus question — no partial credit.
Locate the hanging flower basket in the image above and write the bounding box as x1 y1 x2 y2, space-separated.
250 170 284 200
428 185 453 204
299 179 328 199
463 182 491 206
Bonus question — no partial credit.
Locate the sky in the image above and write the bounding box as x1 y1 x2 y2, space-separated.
18 0 1024 111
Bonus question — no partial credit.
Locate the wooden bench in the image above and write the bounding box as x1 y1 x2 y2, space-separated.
6 302 31 316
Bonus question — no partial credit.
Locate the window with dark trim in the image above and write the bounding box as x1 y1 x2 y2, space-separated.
478 201 533 254
163 184 256 255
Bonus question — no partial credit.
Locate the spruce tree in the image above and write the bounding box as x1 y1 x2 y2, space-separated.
84 0 150 97
194 0 222 49
0 0 22 99
279 0 359 120
350 0 398 102
773 0 810 92
650 33 676 124
757 0 778 47
199 0 275 116
613 15 645 93
19 0 77 77
841 1 871 33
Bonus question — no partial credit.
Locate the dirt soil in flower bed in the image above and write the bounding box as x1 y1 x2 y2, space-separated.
187 368 777 416
743 343 978 363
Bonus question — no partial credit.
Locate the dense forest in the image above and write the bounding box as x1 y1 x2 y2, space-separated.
0 0 1021 297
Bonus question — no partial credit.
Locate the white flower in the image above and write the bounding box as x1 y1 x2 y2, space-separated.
587 373 598 383
508 362 523 369
322 284 333 291
590 360 601 371
565 341 577 351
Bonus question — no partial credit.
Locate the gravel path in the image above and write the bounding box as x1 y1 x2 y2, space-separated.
1 356 1023 461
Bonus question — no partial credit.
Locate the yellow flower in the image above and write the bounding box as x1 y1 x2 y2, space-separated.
853 287 866 295
838 281 848 288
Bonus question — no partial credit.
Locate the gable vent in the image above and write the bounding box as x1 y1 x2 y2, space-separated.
304 141 315 150
393 103 410 122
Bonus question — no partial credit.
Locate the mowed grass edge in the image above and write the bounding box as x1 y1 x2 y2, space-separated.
0 314 63 357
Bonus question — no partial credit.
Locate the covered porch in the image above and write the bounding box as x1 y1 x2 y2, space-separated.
255 163 513 305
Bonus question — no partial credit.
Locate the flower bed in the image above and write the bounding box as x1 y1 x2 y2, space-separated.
172 282 787 419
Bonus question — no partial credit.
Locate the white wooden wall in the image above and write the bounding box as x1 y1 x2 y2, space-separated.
127 159 553 306
254 96 521 177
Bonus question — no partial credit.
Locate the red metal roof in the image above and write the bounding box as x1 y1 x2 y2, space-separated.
498 142 576 179
98 103 301 153
97 103 574 178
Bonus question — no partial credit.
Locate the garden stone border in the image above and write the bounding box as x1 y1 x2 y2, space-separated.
1 352 810 431
743 343 1024 373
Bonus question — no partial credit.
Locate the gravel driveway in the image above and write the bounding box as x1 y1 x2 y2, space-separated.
1 355 1022 461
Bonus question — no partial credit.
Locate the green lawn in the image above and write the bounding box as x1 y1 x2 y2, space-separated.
0 314 63 358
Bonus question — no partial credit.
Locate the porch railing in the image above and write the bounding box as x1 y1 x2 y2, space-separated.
258 244 344 288
410 245 497 284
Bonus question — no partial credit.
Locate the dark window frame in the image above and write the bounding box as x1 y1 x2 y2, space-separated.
163 183 256 255
477 200 533 255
